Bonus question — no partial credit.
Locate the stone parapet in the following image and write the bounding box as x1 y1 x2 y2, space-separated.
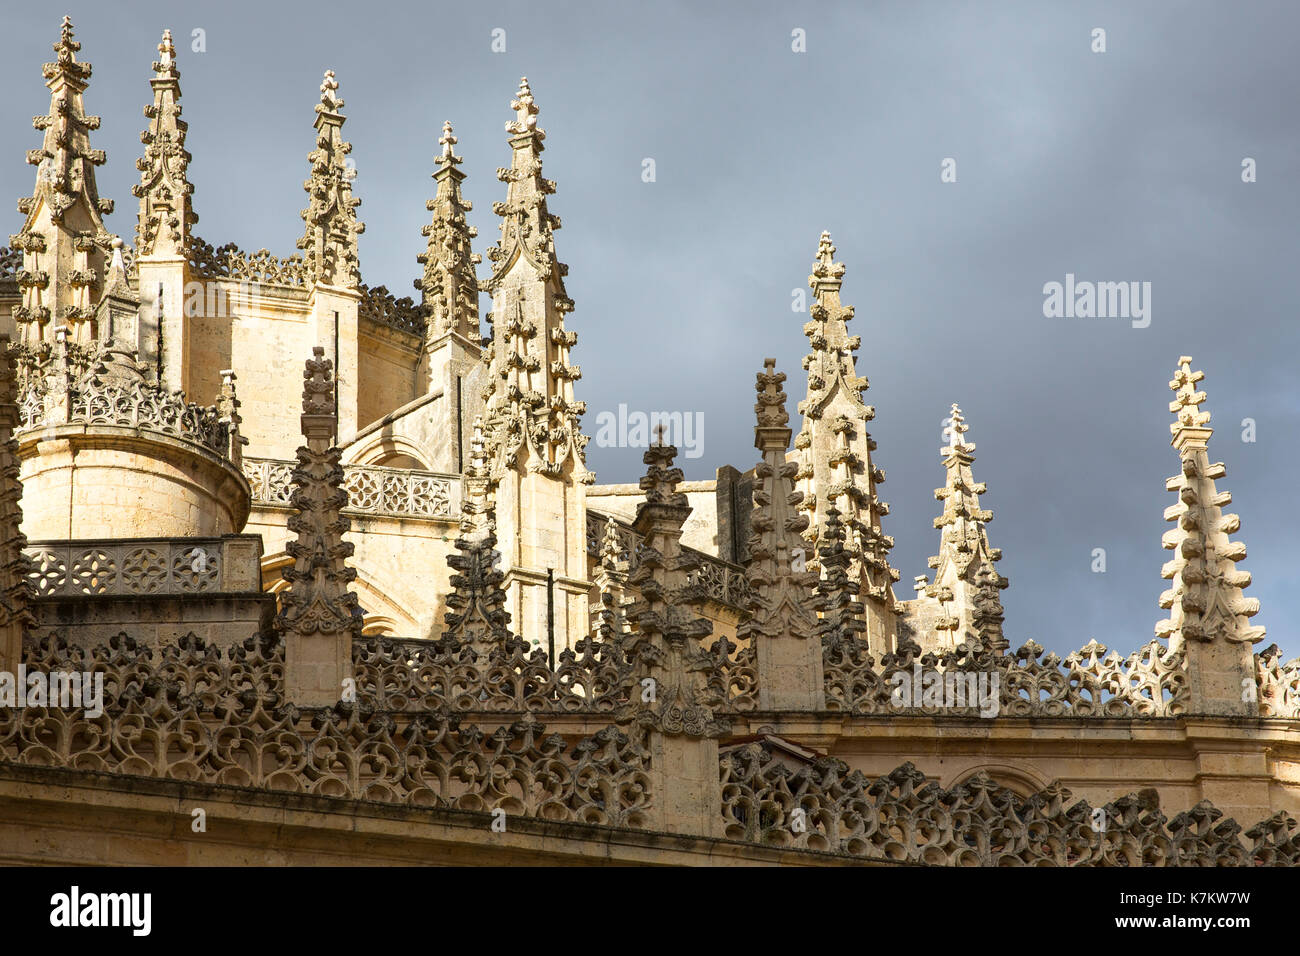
244 456 460 521
24 535 271 649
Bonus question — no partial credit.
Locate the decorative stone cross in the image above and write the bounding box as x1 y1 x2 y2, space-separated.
439 121 458 163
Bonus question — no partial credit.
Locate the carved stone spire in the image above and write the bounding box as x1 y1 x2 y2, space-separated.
216 369 246 469
0 337 34 672
623 439 725 737
459 418 493 536
739 359 824 710
12 17 117 347
591 516 629 641
1157 358 1264 650
477 78 593 656
794 231 898 655
815 506 868 656
417 121 481 346
441 421 512 657
132 29 195 259
279 347 362 705
94 237 142 353
481 77 590 482
297 70 364 289
907 404 1008 652
623 438 728 837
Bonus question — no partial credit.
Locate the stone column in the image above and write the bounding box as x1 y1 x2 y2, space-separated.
278 348 362 705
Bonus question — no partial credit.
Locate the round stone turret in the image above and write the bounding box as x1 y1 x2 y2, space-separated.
14 339 249 539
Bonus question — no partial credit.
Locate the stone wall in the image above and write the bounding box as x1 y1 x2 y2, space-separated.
19 430 249 539
25 535 272 648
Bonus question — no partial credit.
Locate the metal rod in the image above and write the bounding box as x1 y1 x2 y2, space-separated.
546 568 555 671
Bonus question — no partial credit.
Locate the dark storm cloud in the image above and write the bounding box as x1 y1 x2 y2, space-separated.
4 0 1294 656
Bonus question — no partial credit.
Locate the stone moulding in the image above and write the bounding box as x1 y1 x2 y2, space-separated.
244 457 459 520
719 742 1300 865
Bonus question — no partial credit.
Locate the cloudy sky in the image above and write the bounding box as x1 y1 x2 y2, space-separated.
5 1 1296 659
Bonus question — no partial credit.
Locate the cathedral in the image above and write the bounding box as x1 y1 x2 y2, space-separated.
0 18 1297 866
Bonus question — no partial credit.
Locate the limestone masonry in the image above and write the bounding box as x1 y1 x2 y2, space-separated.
0 19 1296 866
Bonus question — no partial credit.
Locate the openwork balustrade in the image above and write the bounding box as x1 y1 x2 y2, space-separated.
823 636 1190 718
0 245 21 277
0 633 653 827
1257 645 1300 719
17 371 231 455
1 633 1290 862
586 511 751 610
720 744 1300 865
186 235 310 288
358 283 425 338
23 538 256 598
244 457 459 520
354 635 629 714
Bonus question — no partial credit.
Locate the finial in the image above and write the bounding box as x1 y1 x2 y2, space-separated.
653 422 667 446
437 120 462 166
809 229 846 291
56 16 78 56
302 345 334 416
109 236 125 273
469 416 486 472
943 403 970 453
599 516 623 569
46 15 88 82
506 77 543 138
319 69 343 112
817 230 835 267
755 357 791 436
1169 356 1211 449
158 29 175 67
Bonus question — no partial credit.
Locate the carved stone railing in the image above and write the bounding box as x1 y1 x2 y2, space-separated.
703 635 759 713
0 633 652 828
1257 645 1300 719
1 632 1294 862
358 283 425 339
822 636 1190 719
243 457 459 520
586 511 751 611
187 235 310 288
354 634 631 714
0 245 21 278
17 359 232 457
23 538 261 598
719 744 1299 865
